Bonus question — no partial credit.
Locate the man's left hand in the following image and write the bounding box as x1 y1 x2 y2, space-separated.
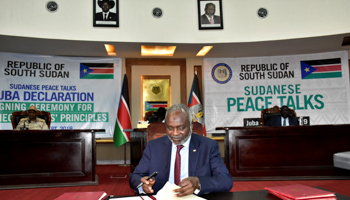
173 177 200 197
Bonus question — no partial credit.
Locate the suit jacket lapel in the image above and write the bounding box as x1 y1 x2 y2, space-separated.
188 134 200 176
162 137 172 180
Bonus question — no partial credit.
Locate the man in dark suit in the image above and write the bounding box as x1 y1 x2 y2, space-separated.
95 0 117 21
265 105 299 126
201 3 221 24
129 104 233 197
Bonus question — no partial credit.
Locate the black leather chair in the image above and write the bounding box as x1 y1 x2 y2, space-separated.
11 110 51 129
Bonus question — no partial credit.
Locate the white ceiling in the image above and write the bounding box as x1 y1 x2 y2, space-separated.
1 33 350 58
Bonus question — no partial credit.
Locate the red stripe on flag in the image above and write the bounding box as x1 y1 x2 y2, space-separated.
188 94 199 107
150 104 167 108
117 98 131 141
314 65 341 72
90 68 114 73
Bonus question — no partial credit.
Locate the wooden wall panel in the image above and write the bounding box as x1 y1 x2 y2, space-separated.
219 125 350 180
0 130 98 189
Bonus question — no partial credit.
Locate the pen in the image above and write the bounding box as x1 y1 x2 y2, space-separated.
104 195 114 200
136 171 158 188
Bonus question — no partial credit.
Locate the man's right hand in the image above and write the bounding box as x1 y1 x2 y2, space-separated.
141 176 156 194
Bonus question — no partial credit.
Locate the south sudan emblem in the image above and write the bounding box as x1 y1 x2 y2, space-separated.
212 63 232 84
151 85 161 95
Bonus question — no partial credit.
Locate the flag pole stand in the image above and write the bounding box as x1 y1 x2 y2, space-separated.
118 143 129 167
110 143 130 179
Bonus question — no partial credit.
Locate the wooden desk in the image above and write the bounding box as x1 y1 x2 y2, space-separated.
0 129 98 189
201 189 350 200
108 189 350 200
218 125 350 180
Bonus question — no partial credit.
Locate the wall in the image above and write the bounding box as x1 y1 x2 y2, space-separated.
131 65 181 126
1 0 350 44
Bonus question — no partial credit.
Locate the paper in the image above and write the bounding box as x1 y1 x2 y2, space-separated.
109 196 154 200
155 182 206 200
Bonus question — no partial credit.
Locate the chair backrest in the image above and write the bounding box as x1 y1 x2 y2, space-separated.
147 122 203 142
261 105 296 126
11 110 52 130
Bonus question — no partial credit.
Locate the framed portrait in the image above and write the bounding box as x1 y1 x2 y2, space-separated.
93 0 119 27
197 0 223 30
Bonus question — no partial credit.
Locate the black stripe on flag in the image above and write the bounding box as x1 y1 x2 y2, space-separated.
149 101 167 104
301 58 341 66
81 63 114 68
122 75 130 107
193 74 202 103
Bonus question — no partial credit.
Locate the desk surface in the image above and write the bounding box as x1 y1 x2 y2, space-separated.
109 189 350 200
201 190 350 200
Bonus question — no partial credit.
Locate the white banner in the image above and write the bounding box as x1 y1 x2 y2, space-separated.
204 51 350 132
0 52 122 138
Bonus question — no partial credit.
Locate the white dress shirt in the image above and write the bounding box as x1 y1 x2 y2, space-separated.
168 135 191 184
281 116 290 126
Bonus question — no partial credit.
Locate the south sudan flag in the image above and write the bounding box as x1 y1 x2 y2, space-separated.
80 63 114 79
145 101 167 111
301 58 342 79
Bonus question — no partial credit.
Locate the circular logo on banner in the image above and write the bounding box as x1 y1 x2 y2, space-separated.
212 63 232 84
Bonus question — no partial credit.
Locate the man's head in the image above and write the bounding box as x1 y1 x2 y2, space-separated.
98 0 115 13
165 104 192 145
204 3 216 17
281 106 291 119
27 105 38 120
156 107 166 121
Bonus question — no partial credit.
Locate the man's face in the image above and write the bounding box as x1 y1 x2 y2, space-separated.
205 5 215 16
102 2 110 12
281 107 290 118
166 111 191 145
28 110 36 120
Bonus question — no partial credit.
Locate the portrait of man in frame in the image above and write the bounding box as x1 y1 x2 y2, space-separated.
198 0 223 30
93 0 119 27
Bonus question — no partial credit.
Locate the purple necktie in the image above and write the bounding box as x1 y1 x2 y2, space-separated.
174 145 184 185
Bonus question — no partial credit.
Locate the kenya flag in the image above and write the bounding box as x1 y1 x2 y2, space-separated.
188 73 207 136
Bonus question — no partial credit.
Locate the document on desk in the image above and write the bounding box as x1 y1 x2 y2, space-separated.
108 197 145 200
109 182 206 200
154 182 206 200
265 184 336 200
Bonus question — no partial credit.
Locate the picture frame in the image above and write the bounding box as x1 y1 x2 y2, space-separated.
197 0 223 30
93 0 119 27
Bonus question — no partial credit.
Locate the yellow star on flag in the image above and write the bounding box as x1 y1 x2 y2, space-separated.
304 67 310 72
83 69 87 73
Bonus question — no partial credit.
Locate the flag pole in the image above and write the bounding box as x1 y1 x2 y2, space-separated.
111 73 131 178
118 142 129 167
116 72 130 168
